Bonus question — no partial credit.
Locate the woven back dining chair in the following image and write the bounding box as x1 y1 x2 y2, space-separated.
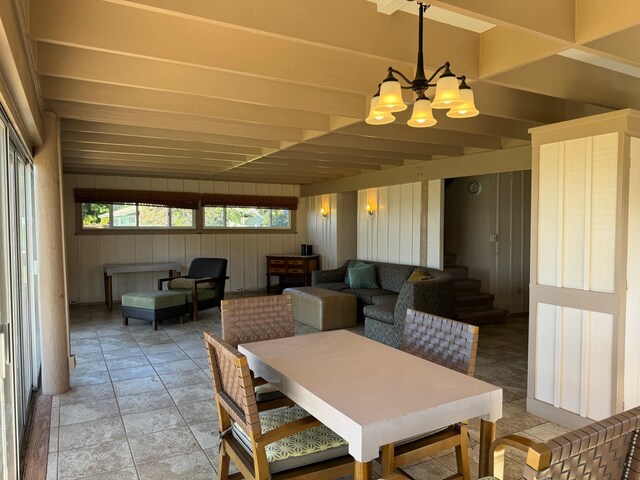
221 295 295 411
203 332 354 480
221 295 294 348
480 406 640 480
381 309 480 480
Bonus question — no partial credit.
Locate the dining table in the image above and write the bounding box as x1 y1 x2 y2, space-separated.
238 329 503 479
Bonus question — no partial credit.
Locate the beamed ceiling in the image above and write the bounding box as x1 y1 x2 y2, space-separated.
28 0 640 184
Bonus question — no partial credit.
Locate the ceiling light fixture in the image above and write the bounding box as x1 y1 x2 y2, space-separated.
366 2 479 128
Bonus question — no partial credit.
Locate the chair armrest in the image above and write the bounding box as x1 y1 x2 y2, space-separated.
394 277 455 324
256 416 322 447
193 276 215 285
158 275 186 290
489 435 549 480
311 261 349 285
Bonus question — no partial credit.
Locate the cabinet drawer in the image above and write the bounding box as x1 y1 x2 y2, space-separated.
269 259 285 265
287 268 304 274
287 260 304 266
269 267 286 274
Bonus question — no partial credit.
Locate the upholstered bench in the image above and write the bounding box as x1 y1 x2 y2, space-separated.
283 287 357 331
121 291 187 330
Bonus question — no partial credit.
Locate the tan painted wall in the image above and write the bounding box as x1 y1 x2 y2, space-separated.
62 174 306 304
444 171 531 313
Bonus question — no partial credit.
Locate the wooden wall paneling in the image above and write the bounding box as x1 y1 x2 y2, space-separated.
78 236 100 303
95 175 116 189
412 182 421 266
116 176 134 191
166 178 183 191
426 180 443 270
214 181 229 194
133 177 151 191
387 185 401 263
328 193 337 268
537 143 561 287
256 232 271 288
134 236 153 292
183 179 198 192
510 172 524 312
377 186 389 262
368 188 379 261
184 234 201 271
75 175 96 189
590 133 618 293
243 234 258 289
228 182 243 195
116 235 135 298
625 137 640 409
534 303 557 405
216 234 231 292
495 173 513 310
586 311 614 419
523 170 532 309
399 184 413 265
198 180 213 194
229 234 244 291
562 139 587 290
168 235 186 274
152 235 169 288
357 189 368 260
150 178 168 191
559 306 583 414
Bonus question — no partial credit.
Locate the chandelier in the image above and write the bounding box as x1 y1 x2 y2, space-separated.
366 2 479 127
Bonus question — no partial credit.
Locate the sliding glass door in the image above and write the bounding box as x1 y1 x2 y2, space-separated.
0 107 40 479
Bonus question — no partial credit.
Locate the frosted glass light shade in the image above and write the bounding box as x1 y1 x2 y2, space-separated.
376 79 407 113
431 75 464 109
446 88 479 118
407 98 437 128
365 96 395 125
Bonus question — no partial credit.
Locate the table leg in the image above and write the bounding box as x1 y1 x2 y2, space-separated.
107 275 113 311
478 418 497 477
103 272 108 307
266 274 271 295
354 461 371 480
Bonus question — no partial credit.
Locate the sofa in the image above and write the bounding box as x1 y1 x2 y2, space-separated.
311 260 455 348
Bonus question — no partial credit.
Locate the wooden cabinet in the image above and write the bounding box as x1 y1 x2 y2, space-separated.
266 254 320 294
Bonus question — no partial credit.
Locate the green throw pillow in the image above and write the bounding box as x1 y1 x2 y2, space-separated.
343 261 369 284
407 270 432 282
347 264 379 289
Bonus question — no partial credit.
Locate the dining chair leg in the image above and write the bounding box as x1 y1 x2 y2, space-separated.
218 442 230 480
355 460 372 480
455 423 470 480
381 444 395 476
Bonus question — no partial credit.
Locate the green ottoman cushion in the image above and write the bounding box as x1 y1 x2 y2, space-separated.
122 291 186 310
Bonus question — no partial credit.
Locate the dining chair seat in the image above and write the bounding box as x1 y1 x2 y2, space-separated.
231 405 349 474
254 383 285 403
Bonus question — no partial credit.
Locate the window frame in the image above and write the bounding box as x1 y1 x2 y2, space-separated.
203 205 292 230
75 203 295 235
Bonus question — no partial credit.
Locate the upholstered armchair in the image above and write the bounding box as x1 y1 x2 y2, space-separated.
158 257 227 321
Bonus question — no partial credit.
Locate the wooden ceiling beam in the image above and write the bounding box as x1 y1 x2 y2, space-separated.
307 133 463 157
62 150 243 166
286 143 429 163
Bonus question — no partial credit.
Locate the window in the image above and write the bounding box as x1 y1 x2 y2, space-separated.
204 206 290 229
82 203 195 229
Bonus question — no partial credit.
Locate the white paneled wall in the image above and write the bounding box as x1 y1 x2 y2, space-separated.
304 192 357 269
530 112 640 426
357 183 421 265
534 303 614 420
63 174 306 304
537 134 618 292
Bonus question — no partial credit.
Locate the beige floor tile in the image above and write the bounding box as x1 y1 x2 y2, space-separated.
117 390 175 415
157 369 209 389
128 427 200 464
80 467 139 479
167 382 214 405
59 416 126 451
146 350 190 365
137 451 214 480
109 365 156 383
46 453 57 480
188 422 218 450
152 359 200 375
57 440 133 480
106 355 151 371
176 399 218 427
60 398 120 426
113 375 165 397
56 383 115 407
122 406 187 437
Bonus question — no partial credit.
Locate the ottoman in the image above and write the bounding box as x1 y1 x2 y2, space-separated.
283 287 357 331
121 291 187 330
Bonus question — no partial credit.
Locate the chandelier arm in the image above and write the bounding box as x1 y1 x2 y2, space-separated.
388 67 413 86
425 62 451 84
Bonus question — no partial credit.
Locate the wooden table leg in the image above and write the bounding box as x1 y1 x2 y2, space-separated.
107 275 113 311
354 461 371 480
104 272 108 307
479 418 497 477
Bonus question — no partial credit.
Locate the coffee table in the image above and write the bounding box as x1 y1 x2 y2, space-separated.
239 330 503 479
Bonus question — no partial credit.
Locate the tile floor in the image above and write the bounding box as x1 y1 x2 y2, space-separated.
47 300 568 480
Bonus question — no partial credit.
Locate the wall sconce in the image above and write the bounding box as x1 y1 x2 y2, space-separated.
366 204 375 217
320 207 328 220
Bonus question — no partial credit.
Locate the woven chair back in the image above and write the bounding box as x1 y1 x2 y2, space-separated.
402 309 479 376
523 407 640 479
203 332 261 437
221 295 294 348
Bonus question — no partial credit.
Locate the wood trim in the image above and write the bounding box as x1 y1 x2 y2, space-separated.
22 392 52 480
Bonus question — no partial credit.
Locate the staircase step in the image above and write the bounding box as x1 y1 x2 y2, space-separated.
444 266 469 281
454 292 495 308
443 253 457 267
456 307 509 326
453 279 482 292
